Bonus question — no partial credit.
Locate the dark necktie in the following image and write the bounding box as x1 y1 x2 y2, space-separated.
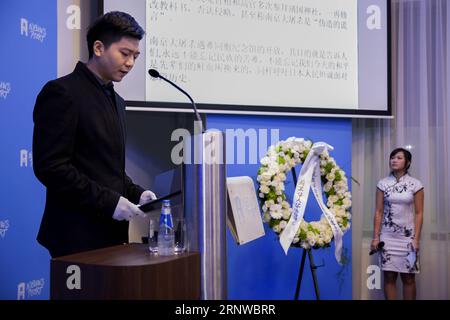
103 82 116 108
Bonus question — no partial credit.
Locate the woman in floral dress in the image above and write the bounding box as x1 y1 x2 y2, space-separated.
371 148 424 300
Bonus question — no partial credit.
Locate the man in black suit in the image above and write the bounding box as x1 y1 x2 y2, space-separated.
33 12 155 258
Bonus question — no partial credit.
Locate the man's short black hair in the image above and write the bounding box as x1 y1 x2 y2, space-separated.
87 11 145 59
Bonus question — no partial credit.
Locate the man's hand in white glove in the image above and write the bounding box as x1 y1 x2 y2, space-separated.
113 196 146 221
139 190 157 205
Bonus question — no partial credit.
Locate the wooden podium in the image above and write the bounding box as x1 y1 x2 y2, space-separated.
50 243 200 300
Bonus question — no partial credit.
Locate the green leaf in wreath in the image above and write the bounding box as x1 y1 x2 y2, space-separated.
267 189 277 200
269 219 280 228
342 217 348 227
334 170 342 181
299 229 307 240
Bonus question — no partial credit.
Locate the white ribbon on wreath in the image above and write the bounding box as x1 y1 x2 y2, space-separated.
280 142 344 264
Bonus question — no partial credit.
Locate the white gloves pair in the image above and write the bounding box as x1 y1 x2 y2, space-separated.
112 190 157 221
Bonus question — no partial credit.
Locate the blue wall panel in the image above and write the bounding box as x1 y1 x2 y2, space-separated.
0 0 56 300
206 114 352 299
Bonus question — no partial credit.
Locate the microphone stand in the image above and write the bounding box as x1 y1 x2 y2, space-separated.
148 69 205 133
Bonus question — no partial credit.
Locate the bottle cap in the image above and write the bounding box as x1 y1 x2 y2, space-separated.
162 199 171 205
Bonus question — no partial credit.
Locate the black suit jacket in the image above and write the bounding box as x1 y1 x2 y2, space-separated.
33 62 145 257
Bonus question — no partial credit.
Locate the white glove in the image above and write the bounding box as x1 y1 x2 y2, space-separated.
139 190 157 205
113 196 146 221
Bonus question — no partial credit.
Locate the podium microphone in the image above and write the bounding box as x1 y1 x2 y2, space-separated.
369 241 385 255
148 69 204 133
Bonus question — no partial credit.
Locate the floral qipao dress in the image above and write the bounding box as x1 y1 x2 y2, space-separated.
376 173 424 273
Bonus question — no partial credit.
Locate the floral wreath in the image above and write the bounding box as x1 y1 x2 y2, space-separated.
257 137 352 250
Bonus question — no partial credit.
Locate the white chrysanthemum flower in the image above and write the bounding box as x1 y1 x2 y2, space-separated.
259 180 268 187
293 237 300 244
259 193 265 198
316 238 324 247
260 172 272 181
326 173 335 182
324 181 333 192
270 209 283 219
343 198 352 208
271 204 282 211
282 209 291 220
260 185 270 194
260 156 270 165
334 207 346 217
280 221 287 229
329 195 339 203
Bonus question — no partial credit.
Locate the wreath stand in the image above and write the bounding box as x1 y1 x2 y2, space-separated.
291 167 325 300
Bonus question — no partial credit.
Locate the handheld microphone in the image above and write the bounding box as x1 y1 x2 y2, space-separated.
148 69 204 133
369 241 385 255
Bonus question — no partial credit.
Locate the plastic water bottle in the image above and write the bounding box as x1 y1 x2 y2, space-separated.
158 199 175 256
